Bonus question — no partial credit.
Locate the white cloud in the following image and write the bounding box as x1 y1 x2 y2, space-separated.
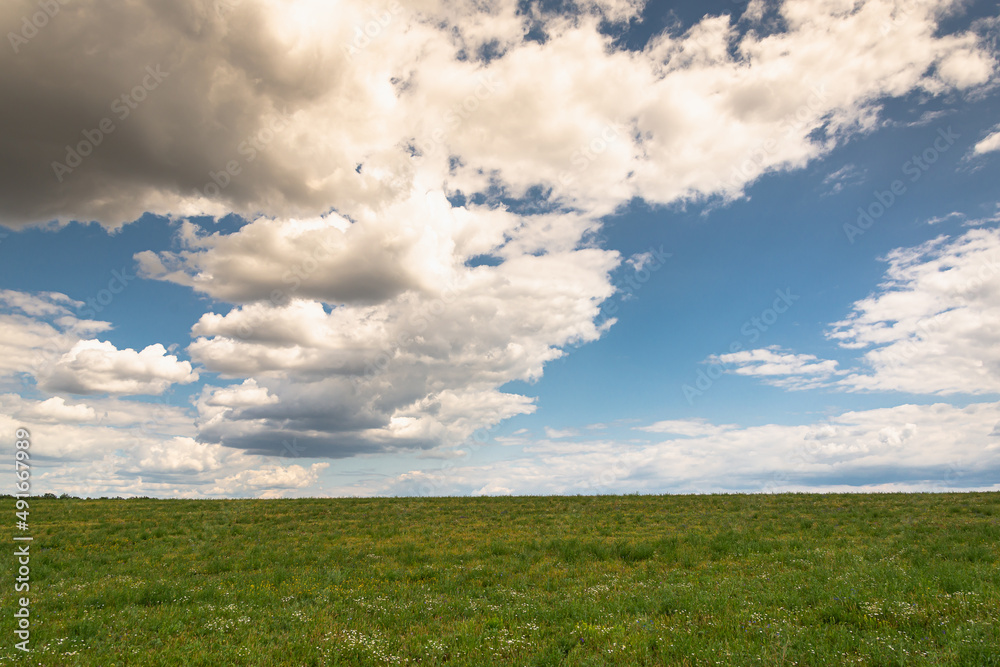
0 291 191 401
706 346 841 389
208 462 331 498
2 0 998 487
0 289 81 318
713 347 839 376
378 401 1000 496
625 250 659 272
636 419 736 438
0 392 335 498
128 437 226 475
201 379 278 410
740 0 767 24
704 228 1000 396
821 163 866 195
39 339 199 396
0 290 112 385
0 0 994 228
829 227 1000 394
924 211 965 225
972 125 1000 155
181 215 618 455
19 396 97 423
115 0 996 458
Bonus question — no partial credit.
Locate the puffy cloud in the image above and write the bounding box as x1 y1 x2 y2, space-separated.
0 393 332 498
3 0 998 475
18 396 97 423
207 462 330 498
136 193 519 305
0 289 81 319
0 0 994 229
186 262 596 455
129 437 226 474
0 392 198 467
117 0 994 457
829 227 1000 394
0 290 111 384
39 339 198 395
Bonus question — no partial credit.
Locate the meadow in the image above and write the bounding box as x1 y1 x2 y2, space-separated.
1 493 998 666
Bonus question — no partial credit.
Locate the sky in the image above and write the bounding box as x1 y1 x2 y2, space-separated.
1 0 1000 498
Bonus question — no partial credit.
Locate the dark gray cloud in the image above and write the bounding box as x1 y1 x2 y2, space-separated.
0 0 361 228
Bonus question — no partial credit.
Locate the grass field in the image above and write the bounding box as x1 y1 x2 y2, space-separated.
1 493 998 666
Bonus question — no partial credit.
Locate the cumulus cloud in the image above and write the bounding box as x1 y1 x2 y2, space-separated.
0 392 199 465
0 393 333 498
19 396 98 423
39 339 198 395
2 0 998 469
182 222 617 455
122 0 995 458
207 462 331 498
0 290 110 385
0 0 994 229
0 290 199 398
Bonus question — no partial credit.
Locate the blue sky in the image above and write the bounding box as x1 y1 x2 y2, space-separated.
2 0 1000 497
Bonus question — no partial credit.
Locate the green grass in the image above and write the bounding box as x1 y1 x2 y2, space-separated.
1 493 998 665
